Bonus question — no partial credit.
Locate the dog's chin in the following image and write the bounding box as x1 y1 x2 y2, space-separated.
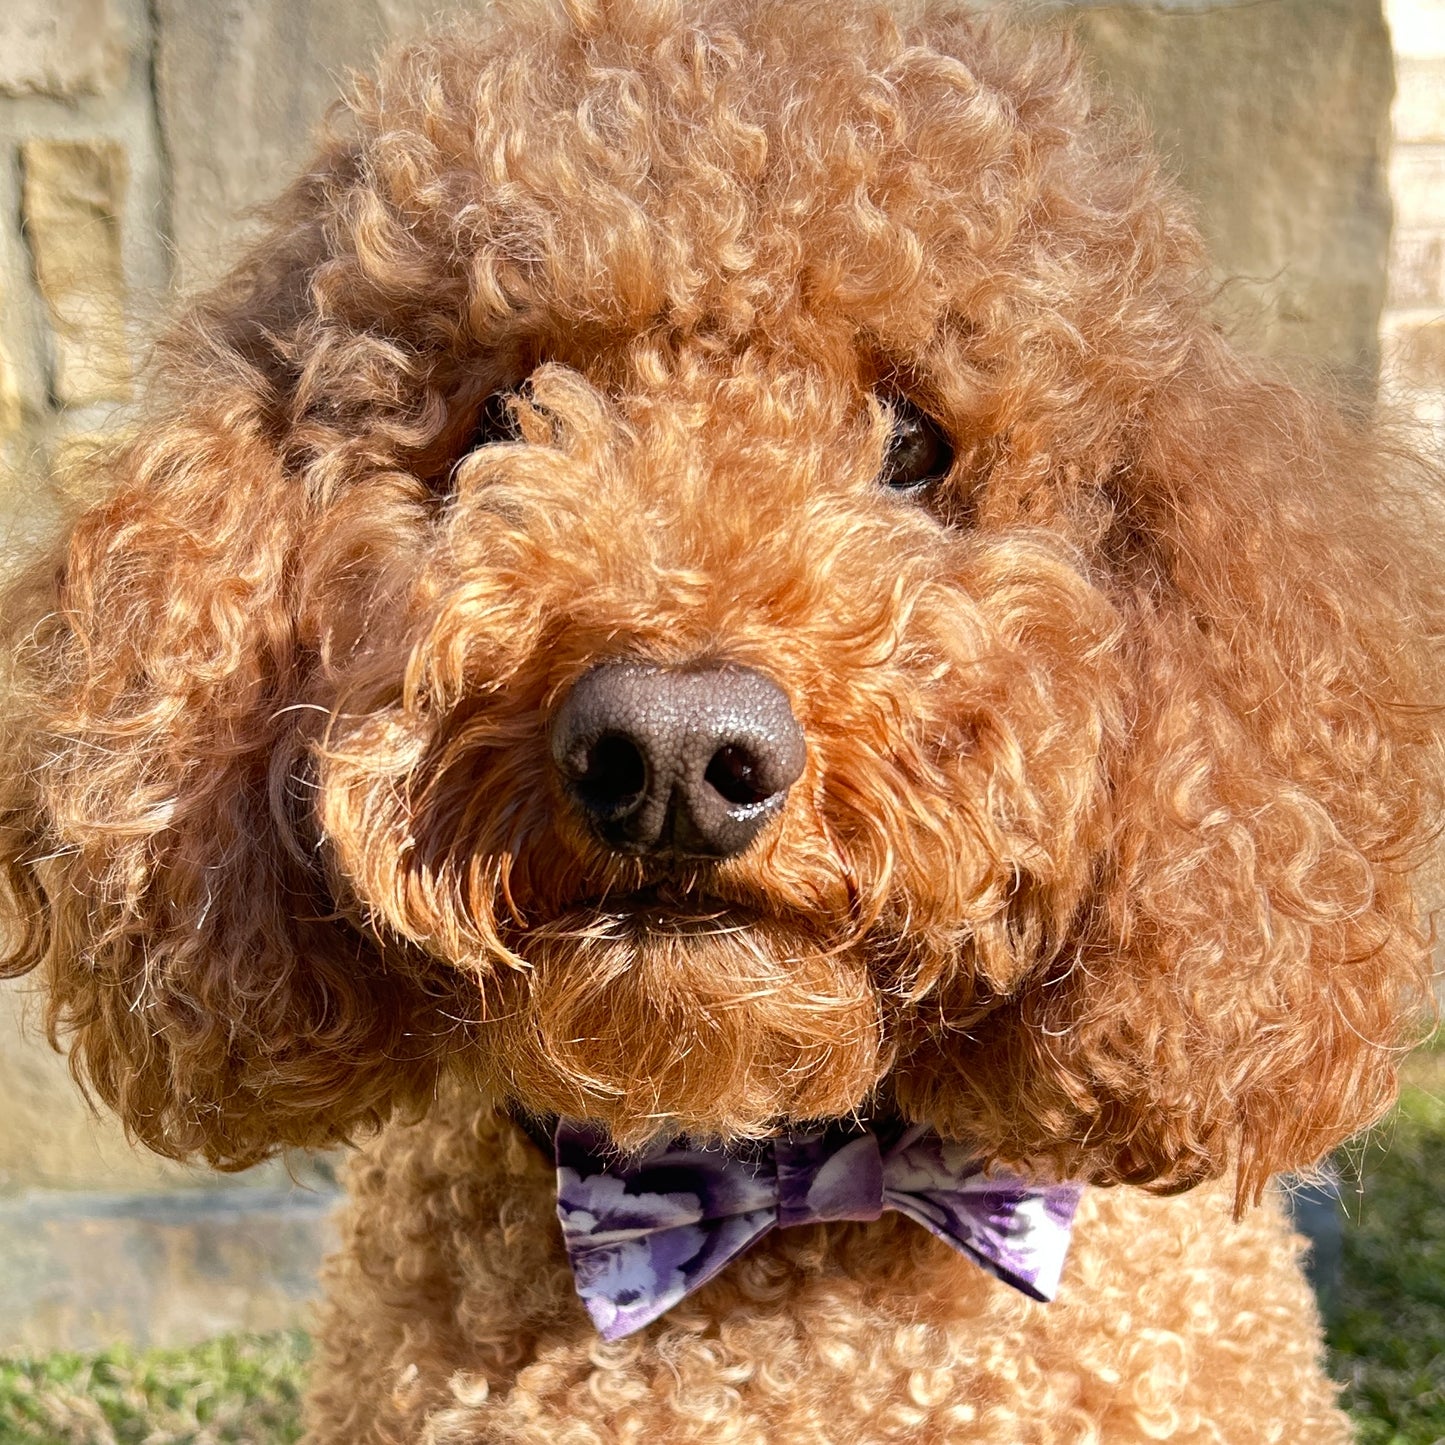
479 896 890 1149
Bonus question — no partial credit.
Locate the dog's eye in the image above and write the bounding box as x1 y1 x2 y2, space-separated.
880 396 954 492
465 390 521 452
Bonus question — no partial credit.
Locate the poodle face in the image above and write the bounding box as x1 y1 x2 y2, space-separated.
316 348 1122 1152
2 0 1439 1201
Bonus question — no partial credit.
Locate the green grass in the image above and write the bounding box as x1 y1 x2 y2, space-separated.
0 1332 308 1444
0 1055 1440 1444
1328 1046 1445 1445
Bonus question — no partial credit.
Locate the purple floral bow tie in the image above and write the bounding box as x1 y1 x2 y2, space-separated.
552 1117 1084 1340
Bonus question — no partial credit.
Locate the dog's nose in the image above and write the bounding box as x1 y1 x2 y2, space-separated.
549 663 807 859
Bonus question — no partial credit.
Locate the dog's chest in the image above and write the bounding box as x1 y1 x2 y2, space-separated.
307 1100 1348 1443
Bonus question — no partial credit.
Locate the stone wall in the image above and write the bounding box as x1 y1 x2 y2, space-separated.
1073 0 1395 388
0 0 450 547
1 0 163 551
0 0 1421 1349
1385 0 1445 443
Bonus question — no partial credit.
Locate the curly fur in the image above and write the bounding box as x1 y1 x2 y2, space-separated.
307 1090 1351 1443
1 0 1441 1439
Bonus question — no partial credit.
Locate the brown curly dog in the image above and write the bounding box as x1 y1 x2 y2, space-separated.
2 1 1441 1440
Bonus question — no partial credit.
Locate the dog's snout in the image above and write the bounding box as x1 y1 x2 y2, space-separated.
550 663 806 859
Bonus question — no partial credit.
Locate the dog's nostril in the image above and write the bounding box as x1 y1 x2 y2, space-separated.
704 744 772 807
575 733 647 816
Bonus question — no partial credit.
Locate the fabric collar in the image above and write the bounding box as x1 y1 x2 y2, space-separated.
532 1113 1083 1340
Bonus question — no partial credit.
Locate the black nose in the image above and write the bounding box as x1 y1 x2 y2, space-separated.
549 663 807 860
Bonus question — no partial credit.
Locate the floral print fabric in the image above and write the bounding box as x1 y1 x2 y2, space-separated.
554 1117 1084 1340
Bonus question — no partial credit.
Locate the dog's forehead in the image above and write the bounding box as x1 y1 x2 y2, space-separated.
353 3 1080 352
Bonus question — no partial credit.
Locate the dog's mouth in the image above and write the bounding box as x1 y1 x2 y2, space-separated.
476 873 889 1144
504 883 783 963
570 882 764 934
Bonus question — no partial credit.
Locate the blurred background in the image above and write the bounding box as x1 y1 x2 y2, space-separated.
0 0 1440 1439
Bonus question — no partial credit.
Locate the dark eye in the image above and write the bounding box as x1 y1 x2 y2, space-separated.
466 389 521 452
879 396 954 492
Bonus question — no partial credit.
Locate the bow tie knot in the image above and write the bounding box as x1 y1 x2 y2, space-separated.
551 1117 1082 1340
775 1129 884 1227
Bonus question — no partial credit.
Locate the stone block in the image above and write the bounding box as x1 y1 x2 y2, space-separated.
0 340 19 442
0 0 126 98
21 139 133 407
1074 0 1394 387
0 209 51 434
155 0 452 288
0 1187 339 1351
1391 144 1445 229
1388 0 1445 57
0 247 42 444
1394 57 1445 143
1389 229 1445 306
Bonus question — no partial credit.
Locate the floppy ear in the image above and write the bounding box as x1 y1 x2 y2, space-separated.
0 146 454 1170
904 334 1444 1204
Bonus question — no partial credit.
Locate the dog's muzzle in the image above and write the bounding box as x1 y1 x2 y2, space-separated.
549 662 806 860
